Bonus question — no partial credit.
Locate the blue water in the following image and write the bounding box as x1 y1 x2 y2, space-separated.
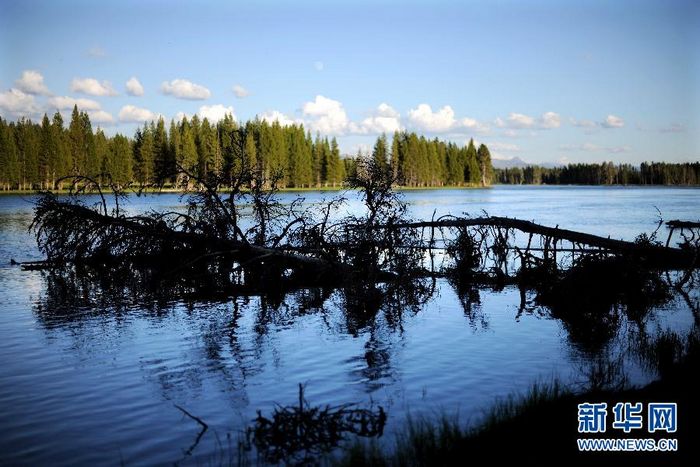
0 186 698 465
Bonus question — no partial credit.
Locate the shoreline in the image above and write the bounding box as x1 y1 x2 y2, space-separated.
2 183 700 196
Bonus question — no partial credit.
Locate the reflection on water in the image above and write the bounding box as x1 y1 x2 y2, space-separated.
0 186 698 465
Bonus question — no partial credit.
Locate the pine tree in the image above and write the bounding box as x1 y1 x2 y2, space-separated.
81 111 98 177
134 124 155 184
476 144 492 186
39 114 54 189
0 119 20 190
94 129 109 183
390 131 402 182
372 134 389 174
465 138 480 185
153 117 169 184
327 137 345 186
68 105 84 175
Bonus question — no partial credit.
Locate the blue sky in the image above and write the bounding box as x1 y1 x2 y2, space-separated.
1 0 698 164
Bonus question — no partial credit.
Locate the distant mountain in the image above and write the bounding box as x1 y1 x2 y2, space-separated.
491 157 529 169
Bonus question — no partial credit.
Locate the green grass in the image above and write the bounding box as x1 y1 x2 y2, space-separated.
334 380 568 467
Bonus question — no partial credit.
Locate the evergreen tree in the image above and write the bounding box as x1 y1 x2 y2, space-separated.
390 131 402 181
465 138 480 185
476 144 492 186
94 128 109 183
372 134 389 174
0 119 20 190
153 117 169 184
39 114 54 189
134 124 155 184
327 137 345 186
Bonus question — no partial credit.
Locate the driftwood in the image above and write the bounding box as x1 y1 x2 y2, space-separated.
246 384 386 464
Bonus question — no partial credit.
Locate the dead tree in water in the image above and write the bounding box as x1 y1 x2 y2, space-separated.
26 154 700 306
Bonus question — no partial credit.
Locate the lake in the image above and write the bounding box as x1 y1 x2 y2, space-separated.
0 186 698 465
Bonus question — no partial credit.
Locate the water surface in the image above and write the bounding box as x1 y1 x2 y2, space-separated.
0 186 698 465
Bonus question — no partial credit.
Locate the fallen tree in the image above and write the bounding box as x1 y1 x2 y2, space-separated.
23 156 700 327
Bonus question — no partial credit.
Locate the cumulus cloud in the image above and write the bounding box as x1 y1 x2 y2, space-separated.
560 143 631 153
407 104 488 133
571 115 625 132
355 103 403 134
0 88 41 117
541 112 561 129
87 110 114 124
47 96 101 111
258 110 299 127
232 84 249 98
302 95 350 134
119 104 159 122
71 78 118 96
496 112 560 130
197 104 236 123
126 77 144 96
161 79 211 100
15 70 51 95
408 104 457 132
601 114 624 128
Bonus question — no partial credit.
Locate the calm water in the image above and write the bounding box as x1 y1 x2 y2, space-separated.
0 186 698 465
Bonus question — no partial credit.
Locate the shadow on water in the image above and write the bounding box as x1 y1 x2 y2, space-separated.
20 160 700 463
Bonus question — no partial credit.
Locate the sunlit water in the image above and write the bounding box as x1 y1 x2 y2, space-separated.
0 186 698 465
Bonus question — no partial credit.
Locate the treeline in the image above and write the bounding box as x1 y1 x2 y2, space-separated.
0 106 493 191
377 133 492 187
495 162 700 186
0 106 345 190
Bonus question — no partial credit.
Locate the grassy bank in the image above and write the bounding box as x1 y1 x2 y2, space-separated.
336 332 699 466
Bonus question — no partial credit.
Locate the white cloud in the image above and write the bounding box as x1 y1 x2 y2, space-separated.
504 112 535 128
407 104 488 133
161 79 211 100
119 104 159 122
487 142 521 152
355 103 403 134
197 104 236 123
408 104 456 132
47 96 101 111
601 114 624 128
314 61 324 71
232 84 249 98
541 112 561 129
496 112 560 130
87 110 114 124
15 70 51 95
258 110 299 127
0 88 41 117
71 78 118 96
88 46 106 58
302 95 350 134
126 77 144 96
